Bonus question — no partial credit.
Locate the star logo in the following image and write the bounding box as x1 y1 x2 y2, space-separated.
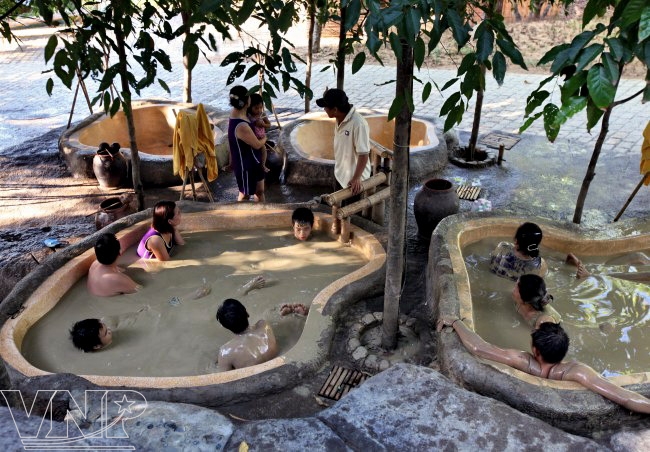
114 395 135 415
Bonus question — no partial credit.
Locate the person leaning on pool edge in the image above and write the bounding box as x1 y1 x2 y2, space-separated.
316 88 371 196
437 318 650 414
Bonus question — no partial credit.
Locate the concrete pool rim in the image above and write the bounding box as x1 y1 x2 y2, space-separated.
429 212 650 433
0 202 386 405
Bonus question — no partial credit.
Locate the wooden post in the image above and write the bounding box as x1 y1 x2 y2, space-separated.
613 173 649 222
497 144 505 165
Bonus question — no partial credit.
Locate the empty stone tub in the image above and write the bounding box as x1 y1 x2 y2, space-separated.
430 213 650 435
0 204 385 407
59 100 229 187
279 112 447 185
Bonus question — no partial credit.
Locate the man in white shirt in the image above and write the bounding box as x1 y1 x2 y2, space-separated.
316 89 371 195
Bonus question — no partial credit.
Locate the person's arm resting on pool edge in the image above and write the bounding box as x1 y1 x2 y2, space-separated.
437 316 532 372
216 346 235 372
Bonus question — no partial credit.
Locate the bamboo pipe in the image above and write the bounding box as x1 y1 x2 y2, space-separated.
322 173 387 205
336 187 391 219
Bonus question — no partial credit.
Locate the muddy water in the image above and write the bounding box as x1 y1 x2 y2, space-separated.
21 229 365 377
464 238 650 376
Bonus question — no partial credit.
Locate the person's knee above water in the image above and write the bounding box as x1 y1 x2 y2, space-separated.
215 298 278 371
490 222 548 281
137 200 185 261
513 274 560 329
70 318 112 352
438 319 650 413
316 88 371 196
292 207 314 241
88 232 140 297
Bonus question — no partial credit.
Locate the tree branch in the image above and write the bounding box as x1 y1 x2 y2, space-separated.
610 89 644 107
0 0 28 23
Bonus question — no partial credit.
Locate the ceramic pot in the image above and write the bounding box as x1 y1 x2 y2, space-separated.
93 144 127 189
413 178 459 238
95 197 131 230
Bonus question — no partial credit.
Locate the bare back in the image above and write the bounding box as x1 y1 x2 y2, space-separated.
217 320 278 371
87 261 139 297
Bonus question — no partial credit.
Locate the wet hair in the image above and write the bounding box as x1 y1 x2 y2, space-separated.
152 200 177 234
515 222 543 258
229 85 249 110
292 207 314 227
247 93 264 116
216 299 250 334
94 233 121 265
70 319 103 352
531 322 569 364
518 274 553 311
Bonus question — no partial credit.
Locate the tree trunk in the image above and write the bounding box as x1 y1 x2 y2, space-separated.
182 11 191 103
312 21 322 53
572 105 613 224
468 64 486 160
305 0 316 113
115 21 145 211
336 6 346 90
382 41 413 350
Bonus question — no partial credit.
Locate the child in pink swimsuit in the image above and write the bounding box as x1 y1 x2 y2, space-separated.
247 93 271 173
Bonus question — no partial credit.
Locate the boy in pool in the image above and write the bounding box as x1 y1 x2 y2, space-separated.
70 319 112 352
292 207 314 241
88 233 140 297
437 319 650 414
215 298 278 371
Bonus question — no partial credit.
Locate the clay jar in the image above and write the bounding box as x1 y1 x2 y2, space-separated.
95 197 132 230
413 178 459 238
93 142 127 189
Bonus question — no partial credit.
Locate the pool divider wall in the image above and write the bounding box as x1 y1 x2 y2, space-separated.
0 202 386 408
429 212 650 434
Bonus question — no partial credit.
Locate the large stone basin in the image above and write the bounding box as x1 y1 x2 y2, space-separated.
59 100 229 187
279 112 447 186
430 213 650 434
0 203 385 406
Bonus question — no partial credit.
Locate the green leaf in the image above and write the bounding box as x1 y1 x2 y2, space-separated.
158 78 170 94
227 63 246 85
492 51 506 86
601 53 620 84
352 52 366 74
103 92 111 112
44 35 57 63
560 70 587 104
605 38 628 62
640 7 650 42
447 10 470 48
554 96 588 127
422 81 432 103
587 64 616 109
496 38 526 69
543 103 561 142
405 7 421 42
46 78 54 96
440 92 461 116
441 77 459 91
619 0 646 29
458 53 475 76
475 22 494 63
461 65 481 98
244 64 261 81
236 0 256 26
344 0 362 32
519 111 543 133
524 90 550 117
187 43 199 71
567 30 596 61
277 3 295 32
586 98 605 131
550 48 573 74
538 44 569 66
389 33 403 61
220 52 244 67
575 43 604 72
281 48 297 72
443 104 464 132
583 0 608 27
414 37 425 70
387 95 404 121
110 97 121 117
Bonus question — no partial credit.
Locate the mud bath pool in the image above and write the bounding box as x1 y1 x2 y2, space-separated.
431 213 650 433
464 239 650 376
0 207 385 401
20 229 366 377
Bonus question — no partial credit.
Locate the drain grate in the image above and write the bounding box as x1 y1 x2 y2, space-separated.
317 366 370 401
479 132 521 150
456 184 482 201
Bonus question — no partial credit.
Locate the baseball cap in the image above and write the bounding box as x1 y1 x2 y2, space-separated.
316 89 349 109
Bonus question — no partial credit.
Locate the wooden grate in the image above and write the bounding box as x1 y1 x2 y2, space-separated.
479 132 521 150
317 366 370 401
456 184 482 201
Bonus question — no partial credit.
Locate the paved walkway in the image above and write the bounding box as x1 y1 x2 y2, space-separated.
0 24 647 157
